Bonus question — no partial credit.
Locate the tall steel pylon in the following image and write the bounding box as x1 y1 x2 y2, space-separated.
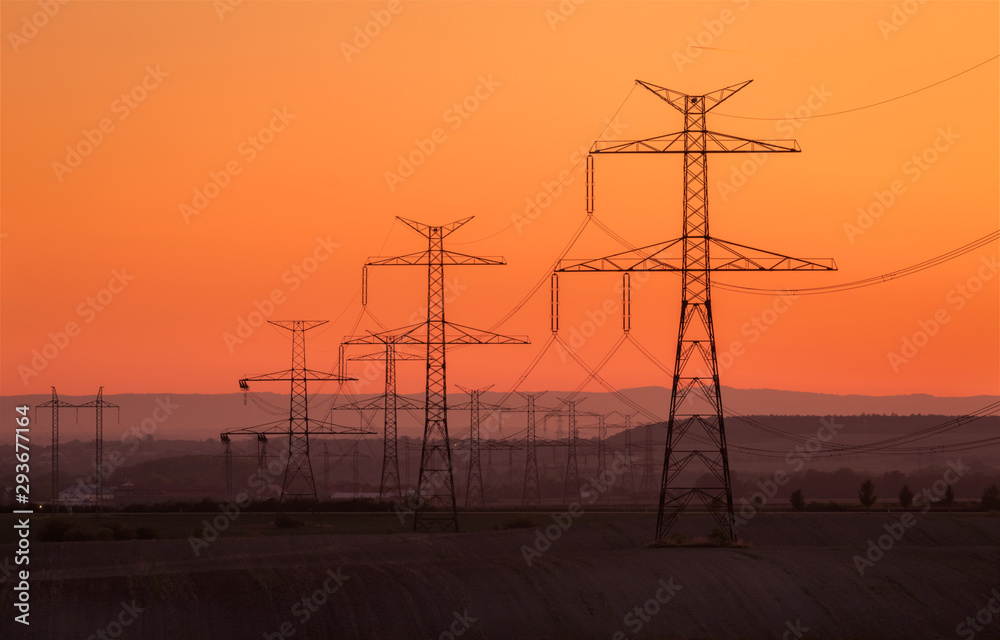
36 386 77 510
557 79 835 541
596 414 608 477
77 387 119 515
238 320 356 502
358 216 528 532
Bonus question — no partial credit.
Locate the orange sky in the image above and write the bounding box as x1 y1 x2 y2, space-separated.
2 1 998 398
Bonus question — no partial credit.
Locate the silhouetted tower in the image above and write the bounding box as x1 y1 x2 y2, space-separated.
561 398 585 501
77 387 119 515
596 414 608 477
556 80 835 540
239 321 356 502
361 216 528 532
342 334 423 502
221 434 233 502
519 392 544 506
622 414 636 494
36 386 77 510
458 385 492 507
257 434 268 500
640 423 655 493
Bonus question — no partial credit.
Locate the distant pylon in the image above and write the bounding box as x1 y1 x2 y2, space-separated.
239 321 356 502
341 334 423 502
221 434 233 503
458 384 492 507
561 398 584 501
76 387 119 516
520 392 544 506
36 386 77 510
596 414 608 477
557 79 836 540
622 414 636 494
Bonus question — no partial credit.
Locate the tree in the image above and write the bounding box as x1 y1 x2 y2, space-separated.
943 484 955 511
790 489 806 512
858 479 877 510
982 484 1000 511
898 484 914 509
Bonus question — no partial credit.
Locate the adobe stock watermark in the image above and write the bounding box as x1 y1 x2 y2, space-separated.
430 609 478 640
7 0 70 54
672 0 751 73
18 268 136 385
887 254 997 372
52 65 169 183
85 600 145 640
780 619 810 640
180 107 295 223
843 126 959 243
851 459 969 576
544 0 585 30
733 416 843 532
554 272 651 363
262 567 350 640
384 75 501 192
213 0 243 21
877 0 927 41
341 0 404 62
63 397 180 504
716 85 832 202
955 589 1000 640
222 235 340 353
520 450 637 566
512 115 627 234
610 577 682 639
711 290 799 374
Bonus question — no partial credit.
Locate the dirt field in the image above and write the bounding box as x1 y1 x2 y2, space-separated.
2 512 997 639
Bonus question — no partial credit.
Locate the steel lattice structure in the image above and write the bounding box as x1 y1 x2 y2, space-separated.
236 320 358 502
358 216 528 532
36 386 77 510
76 387 119 515
556 79 836 541
339 335 423 502
457 385 492 507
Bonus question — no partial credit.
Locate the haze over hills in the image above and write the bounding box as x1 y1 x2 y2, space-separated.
2 386 996 444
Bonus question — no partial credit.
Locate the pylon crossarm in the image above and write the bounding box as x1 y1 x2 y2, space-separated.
709 238 836 270
592 132 799 154
367 251 505 267
342 323 425 345
443 322 530 345
636 78 752 113
397 215 473 237
348 349 424 361
556 238 684 272
557 237 834 272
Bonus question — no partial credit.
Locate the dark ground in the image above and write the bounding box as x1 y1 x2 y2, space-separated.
1 512 998 639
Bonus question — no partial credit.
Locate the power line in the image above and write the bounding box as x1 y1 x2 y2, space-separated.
715 54 999 121
715 230 998 296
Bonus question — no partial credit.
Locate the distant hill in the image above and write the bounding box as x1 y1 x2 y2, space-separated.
2 387 996 444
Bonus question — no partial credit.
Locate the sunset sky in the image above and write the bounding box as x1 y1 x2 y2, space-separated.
2 0 997 399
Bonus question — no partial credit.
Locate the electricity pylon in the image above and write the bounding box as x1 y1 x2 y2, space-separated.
36 386 77 510
340 334 423 502
238 320 358 502
518 391 545 506
76 387 119 515
457 384 493 507
560 398 585 502
556 80 835 541
359 216 529 532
